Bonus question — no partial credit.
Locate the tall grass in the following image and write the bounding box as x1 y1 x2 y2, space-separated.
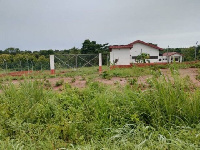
107 66 151 77
0 69 200 149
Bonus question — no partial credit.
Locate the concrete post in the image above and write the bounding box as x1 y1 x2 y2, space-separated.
50 55 55 74
180 56 182 62
99 53 102 73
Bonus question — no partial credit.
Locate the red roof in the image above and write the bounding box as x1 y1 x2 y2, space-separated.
109 45 132 49
109 40 163 51
163 52 183 56
128 40 163 50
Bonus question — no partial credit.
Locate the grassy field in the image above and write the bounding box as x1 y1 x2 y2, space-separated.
0 63 200 149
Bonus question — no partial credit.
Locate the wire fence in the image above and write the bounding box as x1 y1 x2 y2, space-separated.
54 54 109 70
0 61 50 74
0 54 110 74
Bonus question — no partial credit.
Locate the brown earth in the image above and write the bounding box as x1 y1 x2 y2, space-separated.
160 68 200 86
0 68 200 92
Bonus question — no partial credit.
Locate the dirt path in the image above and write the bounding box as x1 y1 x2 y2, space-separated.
160 68 200 86
179 68 200 86
1 68 200 91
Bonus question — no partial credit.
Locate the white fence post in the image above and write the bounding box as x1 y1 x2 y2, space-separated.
99 53 102 73
50 55 55 74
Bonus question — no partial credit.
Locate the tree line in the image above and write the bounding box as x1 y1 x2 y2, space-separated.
0 39 199 71
0 39 109 71
161 46 200 61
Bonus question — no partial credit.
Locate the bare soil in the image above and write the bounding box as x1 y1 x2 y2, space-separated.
160 68 200 86
1 68 200 92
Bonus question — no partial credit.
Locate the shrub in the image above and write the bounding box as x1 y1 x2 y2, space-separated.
55 79 64 87
101 71 111 79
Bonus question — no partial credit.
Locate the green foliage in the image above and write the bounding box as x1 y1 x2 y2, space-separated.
109 66 151 77
81 39 109 65
71 77 76 83
162 45 200 62
135 53 150 63
81 39 109 54
127 78 137 85
0 53 50 71
1 69 200 149
55 79 64 87
101 71 111 79
0 39 109 71
69 47 80 54
44 79 52 89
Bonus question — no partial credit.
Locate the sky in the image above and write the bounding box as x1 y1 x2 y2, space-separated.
0 0 200 51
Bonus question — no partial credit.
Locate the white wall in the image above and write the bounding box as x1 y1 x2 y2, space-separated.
110 48 131 65
168 54 182 63
161 56 168 62
130 43 160 63
161 54 182 63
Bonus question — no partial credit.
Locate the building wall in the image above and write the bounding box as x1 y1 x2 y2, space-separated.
130 43 160 63
160 54 182 63
110 48 131 65
161 56 168 62
168 54 183 63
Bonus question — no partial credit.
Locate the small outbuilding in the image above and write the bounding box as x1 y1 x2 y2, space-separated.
162 52 183 63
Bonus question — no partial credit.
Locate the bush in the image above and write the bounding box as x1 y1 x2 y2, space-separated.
55 79 64 87
0 72 200 149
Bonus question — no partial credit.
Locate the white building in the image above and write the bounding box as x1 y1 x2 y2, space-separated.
162 52 183 63
109 40 164 66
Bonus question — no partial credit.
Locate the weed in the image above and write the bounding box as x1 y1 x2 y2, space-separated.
101 71 111 79
80 76 86 81
71 77 76 83
0 66 200 149
44 79 52 89
55 79 64 87
127 78 137 85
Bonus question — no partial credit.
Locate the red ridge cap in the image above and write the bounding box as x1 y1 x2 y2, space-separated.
128 40 163 50
109 45 133 49
163 52 183 56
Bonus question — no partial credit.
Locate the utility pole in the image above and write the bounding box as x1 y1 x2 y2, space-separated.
195 41 198 60
167 45 169 63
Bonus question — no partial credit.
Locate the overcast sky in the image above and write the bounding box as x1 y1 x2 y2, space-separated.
0 0 200 51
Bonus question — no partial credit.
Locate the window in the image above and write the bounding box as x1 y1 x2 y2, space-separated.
149 56 158 59
132 56 158 59
132 56 137 59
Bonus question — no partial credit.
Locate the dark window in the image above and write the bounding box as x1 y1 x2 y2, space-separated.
159 54 163 56
149 56 158 59
175 58 178 61
132 56 137 59
132 56 158 59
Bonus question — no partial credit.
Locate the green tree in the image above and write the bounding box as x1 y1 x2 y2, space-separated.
135 53 150 63
4 47 20 55
81 39 109 54
181 47 195 61
69 47 80 54
36 55 49 70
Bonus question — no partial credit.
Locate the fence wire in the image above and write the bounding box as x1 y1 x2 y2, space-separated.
0 61 50 73
0 54 109 74
54 54 106 70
